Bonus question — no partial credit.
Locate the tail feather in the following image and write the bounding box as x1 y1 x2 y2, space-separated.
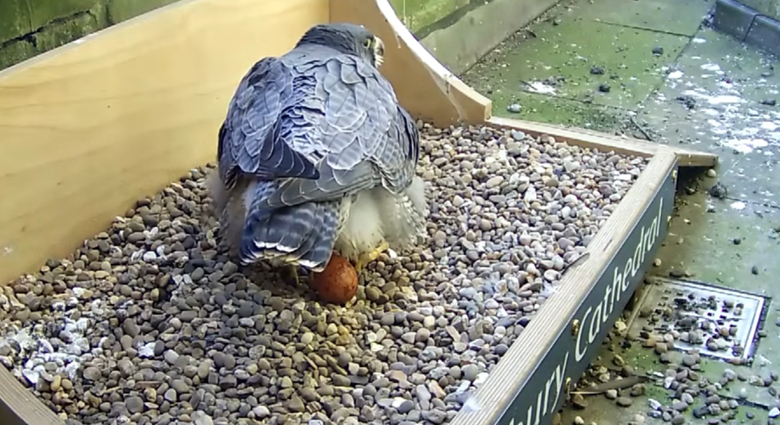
266 203 318 253
305 203 340 268
281 208 327 262
239 185 341 271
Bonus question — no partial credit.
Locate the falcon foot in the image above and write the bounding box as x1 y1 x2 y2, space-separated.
282 265 302 286
354 241 390 273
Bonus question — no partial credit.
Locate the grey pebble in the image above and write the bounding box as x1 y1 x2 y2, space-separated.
462 364 479 381
164 349 179 365
423 409 448 424
82 367 101 381
0 126 647 425
122 318 140 338
285 395 305 412
125 396 144 414
192 411 214 425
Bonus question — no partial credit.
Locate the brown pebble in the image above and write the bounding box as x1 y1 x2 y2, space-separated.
644 336 657 348
630 384 646 397
572 394 588 409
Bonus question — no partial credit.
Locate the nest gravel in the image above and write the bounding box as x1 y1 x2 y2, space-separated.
0 123 648 425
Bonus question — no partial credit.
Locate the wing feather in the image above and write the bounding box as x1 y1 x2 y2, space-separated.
220 43 422 269
262 51 420 207
218 57 320 190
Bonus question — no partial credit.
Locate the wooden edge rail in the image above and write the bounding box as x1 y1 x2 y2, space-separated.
449 148 679 425
0 365 62 425
489 117 718 168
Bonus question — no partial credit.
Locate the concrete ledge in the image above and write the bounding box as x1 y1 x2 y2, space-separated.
714 0 780 56
420 0 560 74
714 0 759 40
745 15 780 56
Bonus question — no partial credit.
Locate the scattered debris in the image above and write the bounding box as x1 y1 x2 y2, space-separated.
572 376 649 396
675 95 696 110
708 182 728 199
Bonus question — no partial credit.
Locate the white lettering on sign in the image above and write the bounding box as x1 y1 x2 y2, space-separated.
507 352 568 425
509 196 665 425
575 197 663 362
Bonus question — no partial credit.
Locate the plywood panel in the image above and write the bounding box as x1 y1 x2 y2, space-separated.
0 0 329 288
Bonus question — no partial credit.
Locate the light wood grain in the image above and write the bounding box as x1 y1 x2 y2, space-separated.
331 0 493 127
490 116 719 168
0 1 327 422
0 0 328 288
0 366 61 425
448 148 679 425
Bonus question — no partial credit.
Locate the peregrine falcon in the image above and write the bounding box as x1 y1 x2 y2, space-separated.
207 23 429 282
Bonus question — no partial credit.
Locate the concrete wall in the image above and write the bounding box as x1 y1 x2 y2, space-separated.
0 0 178 70
1 0 559 76
391 0 561 74
0 0 458 72
739 0 780 19
390 0 471 34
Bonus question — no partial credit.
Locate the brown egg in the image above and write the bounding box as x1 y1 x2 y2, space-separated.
311 254 358 304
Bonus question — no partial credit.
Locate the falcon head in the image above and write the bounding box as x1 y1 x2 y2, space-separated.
297 23 385 68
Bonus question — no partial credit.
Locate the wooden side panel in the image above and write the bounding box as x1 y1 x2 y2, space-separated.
330 0 492 127
0 0 329 290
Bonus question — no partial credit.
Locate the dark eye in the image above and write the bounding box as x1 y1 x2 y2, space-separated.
363 38 372 48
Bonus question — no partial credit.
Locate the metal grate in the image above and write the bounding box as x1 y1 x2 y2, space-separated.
627 276 768 362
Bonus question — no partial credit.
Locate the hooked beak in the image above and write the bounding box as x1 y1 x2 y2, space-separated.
373 36 385 68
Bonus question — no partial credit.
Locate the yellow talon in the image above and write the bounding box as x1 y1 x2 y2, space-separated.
355 241 390 273
284 265 301 286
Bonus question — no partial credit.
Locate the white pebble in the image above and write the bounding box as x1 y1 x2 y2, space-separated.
252 405 270 419
524 186 538 202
